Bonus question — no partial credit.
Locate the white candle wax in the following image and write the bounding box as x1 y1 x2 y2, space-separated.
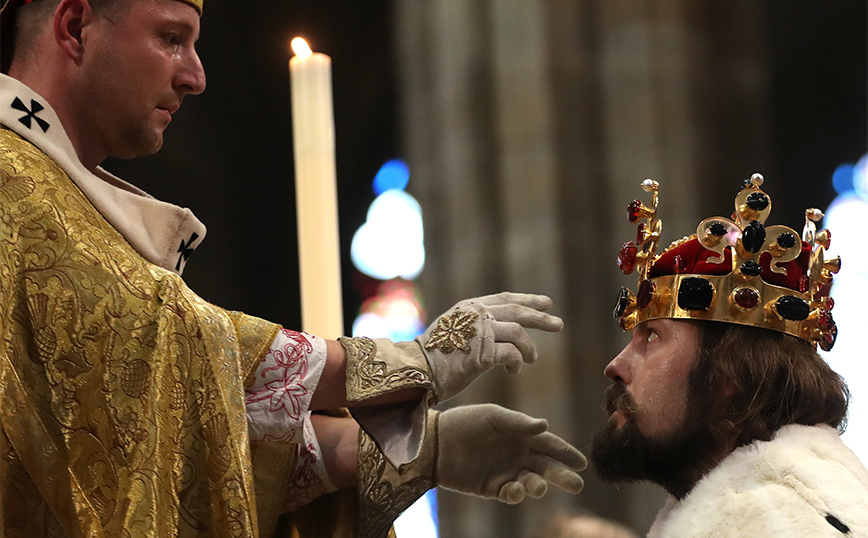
290 40 344 338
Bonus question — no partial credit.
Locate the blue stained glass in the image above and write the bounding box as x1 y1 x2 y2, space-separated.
373 159 410 194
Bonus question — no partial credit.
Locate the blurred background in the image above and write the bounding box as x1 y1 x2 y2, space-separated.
105 1 867 536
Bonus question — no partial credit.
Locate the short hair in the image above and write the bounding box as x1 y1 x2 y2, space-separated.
12 0 127 66
690 321 849 447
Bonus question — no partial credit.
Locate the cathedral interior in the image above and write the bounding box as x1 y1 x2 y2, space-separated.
105 1 867 535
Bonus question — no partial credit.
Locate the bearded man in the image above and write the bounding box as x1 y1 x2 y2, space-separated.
0 0 587 536
594 175 868 537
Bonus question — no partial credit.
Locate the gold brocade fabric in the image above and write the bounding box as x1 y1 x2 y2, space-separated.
0 127 294 537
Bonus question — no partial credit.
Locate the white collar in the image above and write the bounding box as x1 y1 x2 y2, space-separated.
0 73 206 275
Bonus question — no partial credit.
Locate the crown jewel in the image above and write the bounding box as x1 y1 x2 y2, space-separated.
614 174 840 350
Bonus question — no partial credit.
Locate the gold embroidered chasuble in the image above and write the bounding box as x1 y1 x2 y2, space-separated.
0 128 357 537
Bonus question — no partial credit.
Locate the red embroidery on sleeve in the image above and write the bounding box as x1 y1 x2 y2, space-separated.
283 443 329 511
246 329 314 421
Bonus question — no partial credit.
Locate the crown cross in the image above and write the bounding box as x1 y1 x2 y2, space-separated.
11 97 50 133
696 174 803 277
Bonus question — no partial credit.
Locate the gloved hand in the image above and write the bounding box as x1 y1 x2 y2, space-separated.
436 403 587 503
342 292 562 468
418 292 563 403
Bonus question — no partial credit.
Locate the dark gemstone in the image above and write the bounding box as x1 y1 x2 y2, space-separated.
740 261 762 277
734 287 759 309
819 323 838 352
745 192 770 211
776 232 796 248
636 223 647 244
740 178 752 191
825 296 835 310
742 220 766 253
677 277 714 311
617 241 639 274
627 199 643 223
637 279 654 308
776 296 810 321
674 254 687 274
613 287 632 319
709 222 727 236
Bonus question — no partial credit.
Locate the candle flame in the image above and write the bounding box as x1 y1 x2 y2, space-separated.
291 37 312 58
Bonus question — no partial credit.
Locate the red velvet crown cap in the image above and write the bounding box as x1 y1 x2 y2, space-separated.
649 236 812 291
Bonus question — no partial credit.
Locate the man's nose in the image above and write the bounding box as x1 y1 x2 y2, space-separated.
177 51 206 95
604 352 631 385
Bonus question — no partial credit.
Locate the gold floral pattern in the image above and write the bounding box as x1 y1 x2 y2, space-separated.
341 337 430 402
356 419 435 538
0 129 284 537
423 310 479 354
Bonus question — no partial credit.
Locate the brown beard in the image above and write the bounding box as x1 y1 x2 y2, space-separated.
590 383 723 499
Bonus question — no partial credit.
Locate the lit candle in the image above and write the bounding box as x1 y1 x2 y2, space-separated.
290 37 344 338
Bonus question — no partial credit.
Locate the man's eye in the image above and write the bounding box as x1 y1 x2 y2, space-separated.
162 34 180 46
647 331 659 343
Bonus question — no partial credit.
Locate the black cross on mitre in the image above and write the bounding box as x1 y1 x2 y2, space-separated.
11 96 50 133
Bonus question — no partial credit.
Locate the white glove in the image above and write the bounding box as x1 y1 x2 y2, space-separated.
417 292 563 403
436 404 587 504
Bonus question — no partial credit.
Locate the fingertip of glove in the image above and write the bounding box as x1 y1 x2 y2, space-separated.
499 482 526 504
550 316 565 331
567 475 585 494
530 418 549 434
568 450 589 471
527 481 548 498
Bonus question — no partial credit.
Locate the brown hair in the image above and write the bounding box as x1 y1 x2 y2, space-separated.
690 321 849 447
11 0 126 67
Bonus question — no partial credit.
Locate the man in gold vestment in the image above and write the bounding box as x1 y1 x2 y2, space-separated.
0 0 588 536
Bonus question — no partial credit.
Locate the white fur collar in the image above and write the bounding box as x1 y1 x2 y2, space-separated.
0 74 205 274
649 424 868 537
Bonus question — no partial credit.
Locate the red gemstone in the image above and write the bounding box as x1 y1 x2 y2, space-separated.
627 199 643 223
734 287 759 309
825 297 835 310
637 223 647 244
637 279 654 308
820 323 838 352
674 254 687 274
618 241 639 274
818 309 834 330
798 275 810 292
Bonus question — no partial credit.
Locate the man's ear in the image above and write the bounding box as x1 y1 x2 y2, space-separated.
54 0 96 64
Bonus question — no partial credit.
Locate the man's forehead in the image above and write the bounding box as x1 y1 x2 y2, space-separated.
633 317 702 341
153 0 202 16
134 0 203 18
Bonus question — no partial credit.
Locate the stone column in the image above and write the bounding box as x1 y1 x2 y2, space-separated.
394 1 770 535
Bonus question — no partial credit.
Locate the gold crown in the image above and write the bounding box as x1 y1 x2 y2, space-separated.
614 174 840 351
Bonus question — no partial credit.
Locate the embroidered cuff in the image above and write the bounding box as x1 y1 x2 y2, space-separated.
281 416 337 512
341 337 431 402
356 410 438 538
246 329 327 443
